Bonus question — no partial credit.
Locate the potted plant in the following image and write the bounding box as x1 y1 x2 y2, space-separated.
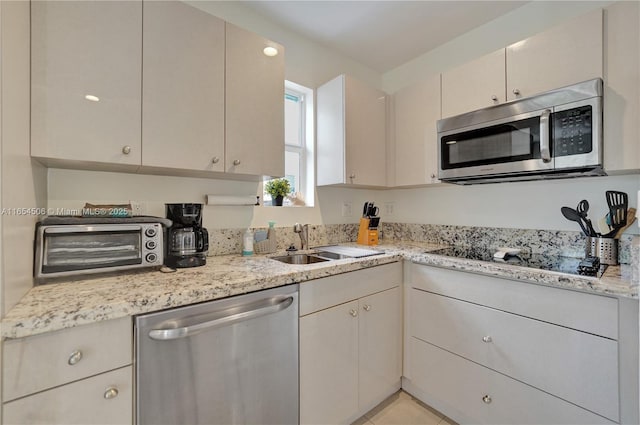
264 178 291 206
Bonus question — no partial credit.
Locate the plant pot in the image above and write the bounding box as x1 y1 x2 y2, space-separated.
274 195 284 206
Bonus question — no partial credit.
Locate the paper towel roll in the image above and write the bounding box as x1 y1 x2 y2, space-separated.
206 195 259 206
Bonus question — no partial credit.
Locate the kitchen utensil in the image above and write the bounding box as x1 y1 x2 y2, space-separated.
362 202 370 218
598 215 612 235
613 208 637 238
576 199 597 237
368 205 379 217
561 206 590 236
603 205 628 238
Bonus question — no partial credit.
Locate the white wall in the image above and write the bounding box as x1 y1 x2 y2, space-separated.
1 1 48 314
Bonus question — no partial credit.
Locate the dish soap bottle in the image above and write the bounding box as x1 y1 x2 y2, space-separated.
242 228 254 256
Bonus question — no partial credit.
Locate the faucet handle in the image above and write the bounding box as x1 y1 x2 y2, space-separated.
293 223 302 233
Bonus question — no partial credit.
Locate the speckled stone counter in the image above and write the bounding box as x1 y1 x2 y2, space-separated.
2 241 636 339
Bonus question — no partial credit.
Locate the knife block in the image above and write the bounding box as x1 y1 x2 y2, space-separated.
357 218 379 246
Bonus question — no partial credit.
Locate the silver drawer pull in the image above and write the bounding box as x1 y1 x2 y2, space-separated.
349 309 358 317
363 304 371 312
68 350 83 365
482 394 492 404
482 335 492 343
104 387 119 399
122 145 131 155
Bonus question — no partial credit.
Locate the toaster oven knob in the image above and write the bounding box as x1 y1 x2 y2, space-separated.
146 240 157 250
145 227 157 238
146 253 158 263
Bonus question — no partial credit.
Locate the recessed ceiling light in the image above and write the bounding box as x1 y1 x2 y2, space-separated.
263 46 278 57
84 94 100 102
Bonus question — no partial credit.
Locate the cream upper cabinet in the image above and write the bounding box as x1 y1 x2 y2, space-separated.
142 1 225 173
225 23 285 178
393 75 441 186
603 1 640 172
506 9 603 101
317 75 387 187
31 0 142 169
441 49 506 118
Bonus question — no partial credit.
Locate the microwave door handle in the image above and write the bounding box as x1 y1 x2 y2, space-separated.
540 109 552 163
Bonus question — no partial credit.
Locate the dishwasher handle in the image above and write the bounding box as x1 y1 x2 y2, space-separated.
148 295 294 341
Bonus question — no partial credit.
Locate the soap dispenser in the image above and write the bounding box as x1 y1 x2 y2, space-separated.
242 228 254 256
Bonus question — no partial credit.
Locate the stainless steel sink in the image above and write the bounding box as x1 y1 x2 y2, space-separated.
270 254 330 264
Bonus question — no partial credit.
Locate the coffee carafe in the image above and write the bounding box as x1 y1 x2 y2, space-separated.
165 203 208 268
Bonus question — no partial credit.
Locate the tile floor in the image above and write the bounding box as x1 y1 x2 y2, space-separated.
353 391 457 425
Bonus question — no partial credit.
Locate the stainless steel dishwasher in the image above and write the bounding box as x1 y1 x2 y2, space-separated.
135 284 299 425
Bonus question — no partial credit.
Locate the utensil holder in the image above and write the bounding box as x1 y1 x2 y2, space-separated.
585 237 618 265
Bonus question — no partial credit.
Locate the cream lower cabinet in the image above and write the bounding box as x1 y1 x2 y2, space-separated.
392 74 441 186
300 263 402 425
403 264 639 425
2 317 133 425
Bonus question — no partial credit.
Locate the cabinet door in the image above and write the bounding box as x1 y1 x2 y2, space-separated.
393 75 441 186
31 1 142 167
506 9 603 101
603 1 640 172
142 1 225 173
344 75 387 187
441 49 505 118
300 300 359 425
3 366 132 425
226 23 284 177
358 287 401 412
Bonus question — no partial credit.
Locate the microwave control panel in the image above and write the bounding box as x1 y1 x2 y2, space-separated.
553 105 593 157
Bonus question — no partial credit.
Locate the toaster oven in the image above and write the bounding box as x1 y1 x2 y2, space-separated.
34 217 166 283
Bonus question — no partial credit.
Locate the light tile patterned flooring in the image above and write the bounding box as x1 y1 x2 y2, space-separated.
353 391 457 425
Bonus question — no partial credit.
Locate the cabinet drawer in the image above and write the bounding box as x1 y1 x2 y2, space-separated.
3 366 132 425
3 317 132 402
408 338 614 425
411 289 619 421
411 264 618 339
300 262 401 316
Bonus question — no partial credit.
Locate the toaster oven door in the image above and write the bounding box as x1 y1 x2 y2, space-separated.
37 225 143 278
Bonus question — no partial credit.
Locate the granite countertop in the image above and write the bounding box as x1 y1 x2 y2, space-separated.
1 241 636 339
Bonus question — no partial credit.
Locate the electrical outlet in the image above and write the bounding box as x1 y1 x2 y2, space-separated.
341 202 352 217
384 202 395 216
130 201 147 216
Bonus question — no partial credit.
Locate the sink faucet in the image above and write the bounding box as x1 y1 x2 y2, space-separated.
293 223 309 250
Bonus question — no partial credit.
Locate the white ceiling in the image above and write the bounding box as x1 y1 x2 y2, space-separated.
242 1 528 73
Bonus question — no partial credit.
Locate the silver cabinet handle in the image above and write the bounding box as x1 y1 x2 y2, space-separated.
104 387 119 399
349 309 358 317
212 157 220 164
349 173 356 179
512 88 520 95
149 296 294 341
233 159 241 166
482 395 492 404
491 95 498 102
482 336 492 343
363 304 371 312
430 173 436 179
539 109 551 163
122 146 131 155
68 350 83 365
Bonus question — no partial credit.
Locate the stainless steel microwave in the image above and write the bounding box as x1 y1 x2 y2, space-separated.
437 79 604 184
34 217 167 283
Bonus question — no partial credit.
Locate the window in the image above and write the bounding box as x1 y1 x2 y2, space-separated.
264 81 314 206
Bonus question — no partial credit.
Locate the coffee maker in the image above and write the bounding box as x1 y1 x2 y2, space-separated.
164 203 208 268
